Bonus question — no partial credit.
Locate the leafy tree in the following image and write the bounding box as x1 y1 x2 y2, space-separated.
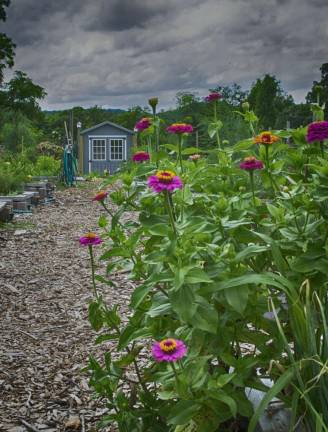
2 71 46 120
0 0 15 83
306 63 328 117
0 111 41 153
210 83 248 107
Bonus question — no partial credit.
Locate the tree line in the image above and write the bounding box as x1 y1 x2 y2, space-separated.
0 0 327 157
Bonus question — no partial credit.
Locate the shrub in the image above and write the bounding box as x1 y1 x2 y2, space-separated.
83 105 328 431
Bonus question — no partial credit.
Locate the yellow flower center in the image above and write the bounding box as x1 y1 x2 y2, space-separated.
155 170 176 183
244 156 256 163
159 338 177 353
85 232 97 239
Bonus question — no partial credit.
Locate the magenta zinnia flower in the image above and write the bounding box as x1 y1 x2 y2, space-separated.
132 151 150 162
79 232 103 246
205 92 222 102
134 118 152 132
152 338 187 362
166 123 193 134
240 156 264 171
92 191 108 202
306 121 328 143
147 170 183 193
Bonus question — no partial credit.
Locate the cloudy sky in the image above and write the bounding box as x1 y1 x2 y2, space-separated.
3 0 327 110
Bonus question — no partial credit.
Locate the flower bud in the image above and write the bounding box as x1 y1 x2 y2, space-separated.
148 97 158 113
242 101 250 112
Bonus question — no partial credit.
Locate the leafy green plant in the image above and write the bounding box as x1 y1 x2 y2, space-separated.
82 102 328 431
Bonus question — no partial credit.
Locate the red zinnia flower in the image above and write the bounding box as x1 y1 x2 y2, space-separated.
92 191 108 202
132 151 150 162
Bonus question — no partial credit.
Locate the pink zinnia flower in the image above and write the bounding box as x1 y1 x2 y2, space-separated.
92 191 108 202
147 170 183 193
134 118 152 132
239 156 264 171
306 121 328 143
205 92 222 102
79 233 103 246
166 123 193 134
152 338 187 362
132 151 150 162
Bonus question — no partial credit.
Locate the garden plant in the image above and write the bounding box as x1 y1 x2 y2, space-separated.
82 96 328 432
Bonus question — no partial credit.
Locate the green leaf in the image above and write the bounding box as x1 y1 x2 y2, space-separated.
224 286 249 314
88 301 103 331
167 401 201 425
234 244 269 262
248 369 295 432
192 296 218 334
170 285 197 321
185 268 212 284
208 121 223 138
208 390 237 417
217 373 236 388
98 214 107 228
147 223 170 236
130 282 152 309
182 146 203 155
95 333 119 344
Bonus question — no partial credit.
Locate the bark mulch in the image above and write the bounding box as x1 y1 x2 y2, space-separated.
0 182 134 432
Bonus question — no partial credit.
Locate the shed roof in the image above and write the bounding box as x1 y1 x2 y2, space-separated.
80 121 134 135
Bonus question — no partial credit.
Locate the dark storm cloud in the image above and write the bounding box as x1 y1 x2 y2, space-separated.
3 0 328 109
83 0 170 32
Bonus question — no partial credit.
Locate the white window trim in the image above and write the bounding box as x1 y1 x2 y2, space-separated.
109 137 127 161
91 138 107 161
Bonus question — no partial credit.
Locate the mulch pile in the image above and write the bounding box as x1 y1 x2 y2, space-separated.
0 182 134 432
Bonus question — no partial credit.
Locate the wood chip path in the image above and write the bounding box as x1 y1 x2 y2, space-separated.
0 183 132 432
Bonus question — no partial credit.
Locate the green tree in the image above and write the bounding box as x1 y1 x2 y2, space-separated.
248 74 293 129
306 63 328 117
210 83 248 107
2 71 46 120
0 0 15 83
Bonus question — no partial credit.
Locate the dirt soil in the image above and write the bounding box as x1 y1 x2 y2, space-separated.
0 183 133 432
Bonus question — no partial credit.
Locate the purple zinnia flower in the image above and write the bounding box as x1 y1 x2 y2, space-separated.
166 123 193 134
79 233 103 246
152 338 187 362
306 121 328 143
135 118 152 132
132 151 150 162
239 156 264 171
147 170 183 193
205 92 222 102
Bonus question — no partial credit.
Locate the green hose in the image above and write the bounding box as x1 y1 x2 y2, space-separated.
63 146 77 186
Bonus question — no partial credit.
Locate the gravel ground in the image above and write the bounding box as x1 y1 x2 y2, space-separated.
0 183 134 432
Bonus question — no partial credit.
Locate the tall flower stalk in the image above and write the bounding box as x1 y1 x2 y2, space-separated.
167 123 193 174
205 92 222 150
239 156 264 206
79 233 102 299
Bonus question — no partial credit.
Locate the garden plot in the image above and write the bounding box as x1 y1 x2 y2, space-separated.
0 183 134 432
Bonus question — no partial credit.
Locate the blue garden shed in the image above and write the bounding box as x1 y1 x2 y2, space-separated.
79 121 135 175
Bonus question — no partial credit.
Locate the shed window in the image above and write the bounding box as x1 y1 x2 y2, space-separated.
92 139 106 160
110 139 125 161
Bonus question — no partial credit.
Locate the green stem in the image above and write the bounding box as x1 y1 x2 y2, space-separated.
214 101 221 150
265 145 276 194
88 245 99 300
177 135 184 173
164 190 177 236
170 361 180 386
101 201 123 228
249 170 256 206
320 140 324 158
